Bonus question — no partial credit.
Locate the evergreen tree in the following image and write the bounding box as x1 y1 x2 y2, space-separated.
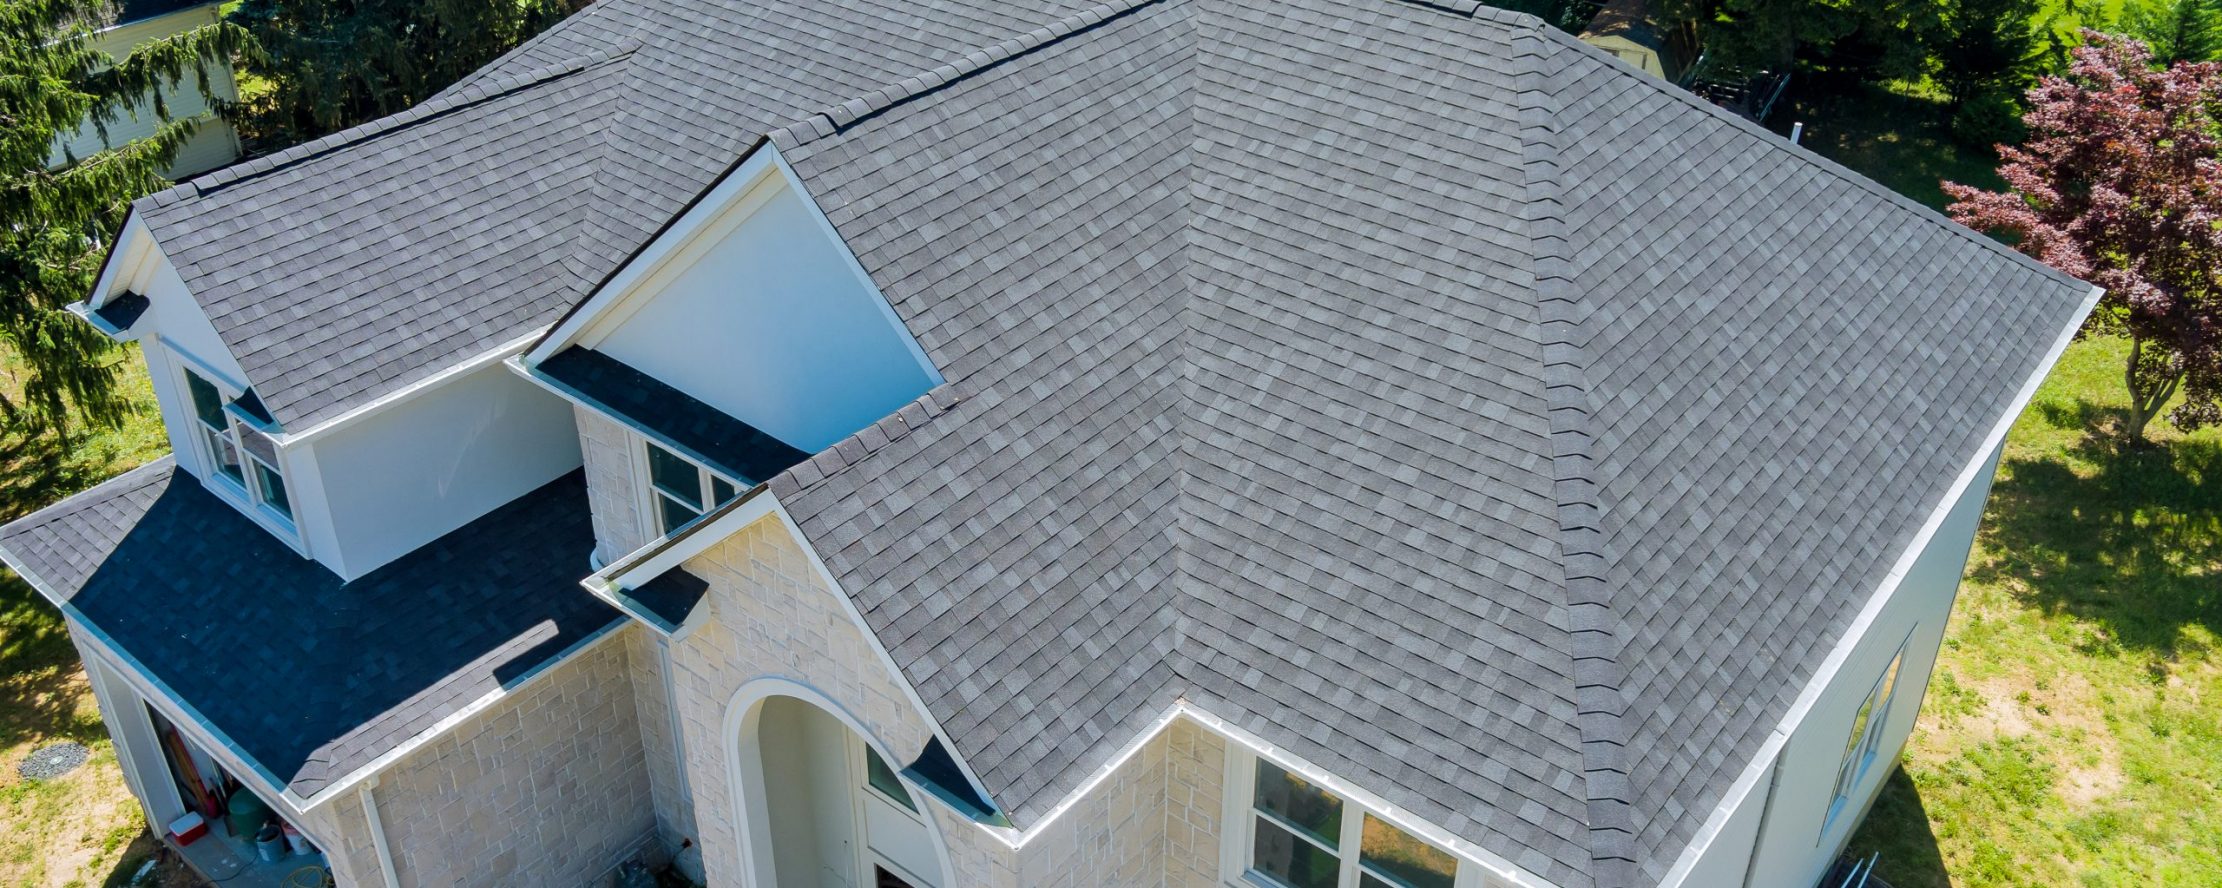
0 0 254 441
1660 0 1939 82
229 0 590 146
2121 0 2222 64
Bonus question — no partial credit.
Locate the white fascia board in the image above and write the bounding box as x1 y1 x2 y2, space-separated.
1654 282 2107 888
275 326 547 446
85 212 152 311
523 145 786 366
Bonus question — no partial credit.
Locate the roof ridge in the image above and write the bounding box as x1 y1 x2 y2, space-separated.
1384 0 1544 27
1511 17 1636 886
137 41 641 211
764 0 1171 150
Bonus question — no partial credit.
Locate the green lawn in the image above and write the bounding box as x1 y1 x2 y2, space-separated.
1845 336 2222 887
1777 79 2005 213
0 351 174 888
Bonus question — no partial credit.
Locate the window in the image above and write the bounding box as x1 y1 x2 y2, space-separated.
864 746 917 813
1827 646 1907 828
183 369 292 524
644 440 740 535
1239 758 1458 888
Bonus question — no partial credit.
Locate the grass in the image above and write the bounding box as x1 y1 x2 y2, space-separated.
1845 335 2222 887
1774 78 2006 213
0 350 180 888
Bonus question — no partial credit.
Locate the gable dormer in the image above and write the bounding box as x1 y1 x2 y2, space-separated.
520 145 939 558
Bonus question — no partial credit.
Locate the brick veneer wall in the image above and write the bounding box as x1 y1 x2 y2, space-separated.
577 405 648 564
349 635 656 887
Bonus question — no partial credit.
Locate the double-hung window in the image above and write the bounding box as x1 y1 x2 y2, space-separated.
1826 644 1907 829
1237 757 1460 888
644 440 740 536
184 369 292 523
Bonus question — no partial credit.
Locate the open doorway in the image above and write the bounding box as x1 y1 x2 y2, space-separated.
144 706 329 888
736 694 943 888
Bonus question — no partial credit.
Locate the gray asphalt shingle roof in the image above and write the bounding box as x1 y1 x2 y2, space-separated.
109 0 2094 883
0 462 617 798
753 0 2093 883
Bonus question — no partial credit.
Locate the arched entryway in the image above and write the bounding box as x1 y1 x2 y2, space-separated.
729 682 949 888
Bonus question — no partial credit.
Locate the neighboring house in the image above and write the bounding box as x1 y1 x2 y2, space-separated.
48 0 243 180
0 2 2098 888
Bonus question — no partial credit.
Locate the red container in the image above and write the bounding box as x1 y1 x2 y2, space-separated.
169 812 208 846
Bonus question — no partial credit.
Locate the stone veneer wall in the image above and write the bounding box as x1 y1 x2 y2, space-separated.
578 405 648 564
625 624 700 870
665 515 1215 888
345 634 657 887
1164 718 1227 888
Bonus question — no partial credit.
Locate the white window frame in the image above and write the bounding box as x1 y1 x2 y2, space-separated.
173 355 298 539
1219 745 1495 888
633 437 741 539
1822 636 1910 833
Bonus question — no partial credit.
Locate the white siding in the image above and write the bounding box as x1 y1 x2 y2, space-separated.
1679 445 2002 888
589 178 936 453
49 5 242 179
302 360 582 579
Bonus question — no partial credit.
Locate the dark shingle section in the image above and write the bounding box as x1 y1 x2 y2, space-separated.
616 568 710 635
132 48 636 430
91 292 149 331
537 347 807 485
0 460 620 797
761 1 2092 883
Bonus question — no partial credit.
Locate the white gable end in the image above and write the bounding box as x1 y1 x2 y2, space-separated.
572 154 938 454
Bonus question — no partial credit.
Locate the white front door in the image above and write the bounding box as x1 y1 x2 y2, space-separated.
851 736 939 888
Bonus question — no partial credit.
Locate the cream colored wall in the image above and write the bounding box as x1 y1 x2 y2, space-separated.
659 514 1217 888
353 634 656 888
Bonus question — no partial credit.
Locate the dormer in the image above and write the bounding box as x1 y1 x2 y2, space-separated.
518 144 939 561
78 214 583 580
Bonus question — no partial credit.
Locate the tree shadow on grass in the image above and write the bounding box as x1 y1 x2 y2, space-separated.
1846 766 1952 888
1972 405 2222 660
0 570 107 754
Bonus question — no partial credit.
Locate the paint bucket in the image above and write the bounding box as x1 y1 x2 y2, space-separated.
282 821 313 856
255 823 287 863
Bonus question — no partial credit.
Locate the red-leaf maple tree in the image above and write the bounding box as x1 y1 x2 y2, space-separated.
1946 31 2222 441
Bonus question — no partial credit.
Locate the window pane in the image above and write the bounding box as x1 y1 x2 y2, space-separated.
185 372 227 430
1252 815 1339 888
254 460 291 520
205 428 243 483
711 476 738 506
865 747 917 812
1360 815 1456 888
1253 760 1342 850
657 493 700 536
646 443 703 508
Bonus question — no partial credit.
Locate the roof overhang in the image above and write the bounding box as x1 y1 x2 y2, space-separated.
1655 281 2107 888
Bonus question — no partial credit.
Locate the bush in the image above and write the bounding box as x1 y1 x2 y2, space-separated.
1952 88 2028 148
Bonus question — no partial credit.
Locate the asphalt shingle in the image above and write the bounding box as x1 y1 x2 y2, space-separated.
0 461 618 798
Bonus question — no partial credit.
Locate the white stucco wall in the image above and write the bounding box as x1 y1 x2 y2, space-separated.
301 360 582 578
50 4 242 179
587 178 936 454
1674 445 2003 888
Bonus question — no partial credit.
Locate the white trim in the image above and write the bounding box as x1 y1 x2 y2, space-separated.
720 677 958 888
1193 707 1545 888
1655 282 2106 888
523 144 940 388
278 327 547 445
86 213 153 310
526 149 786 364
360 777 403 888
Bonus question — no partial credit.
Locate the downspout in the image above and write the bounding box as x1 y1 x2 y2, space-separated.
361 776 403 888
